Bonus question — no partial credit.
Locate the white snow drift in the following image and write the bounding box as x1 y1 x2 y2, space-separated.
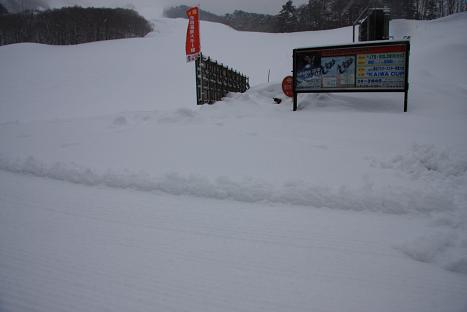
0 12 466 312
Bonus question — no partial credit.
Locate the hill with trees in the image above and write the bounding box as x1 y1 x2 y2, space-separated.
164 0 467 33
0 6 152 46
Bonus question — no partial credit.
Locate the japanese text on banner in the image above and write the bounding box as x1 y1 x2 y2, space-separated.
185 7 201 63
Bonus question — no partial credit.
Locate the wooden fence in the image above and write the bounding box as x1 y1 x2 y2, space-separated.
195 54 249 105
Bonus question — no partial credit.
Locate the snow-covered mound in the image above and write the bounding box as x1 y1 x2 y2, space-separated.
1 15 466 122
0 17 355 122
0 12 466 312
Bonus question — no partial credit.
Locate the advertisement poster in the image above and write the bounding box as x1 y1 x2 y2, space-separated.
294 43 408 92
321 56 355 88
356 51 406 88
296 54 356 90
296 53 322 90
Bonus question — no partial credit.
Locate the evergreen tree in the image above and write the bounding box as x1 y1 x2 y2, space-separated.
424 0 439 19
295 4 311 31
390 0 417 19
445 0 465 15
308 0 323 30
0 3 8 15
276 1 299 32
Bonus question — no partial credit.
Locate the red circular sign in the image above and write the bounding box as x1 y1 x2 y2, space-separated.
282 76 294 97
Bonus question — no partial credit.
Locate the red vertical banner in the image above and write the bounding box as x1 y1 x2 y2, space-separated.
185 6 201 62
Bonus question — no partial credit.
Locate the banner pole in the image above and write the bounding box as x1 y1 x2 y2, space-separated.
197 6 201 105
186 5 202 104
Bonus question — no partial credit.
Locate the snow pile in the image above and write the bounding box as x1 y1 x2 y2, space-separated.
380 144 467 179
396 227 467 274
0 155 459 216
376 144 467 220
1 12 467 312
375 145 467 274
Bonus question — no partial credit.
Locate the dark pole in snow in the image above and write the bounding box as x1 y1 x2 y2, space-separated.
404 42 410 112
404 91 408 113
292 50 297 111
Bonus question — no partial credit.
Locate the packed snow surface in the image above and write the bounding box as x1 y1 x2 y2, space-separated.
1 12 467 312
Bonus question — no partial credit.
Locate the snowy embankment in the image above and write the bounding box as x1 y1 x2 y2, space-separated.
0 12 467 312
2 169 466 312
0 143 464 217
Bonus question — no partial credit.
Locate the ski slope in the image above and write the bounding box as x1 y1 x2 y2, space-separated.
1 12 467 312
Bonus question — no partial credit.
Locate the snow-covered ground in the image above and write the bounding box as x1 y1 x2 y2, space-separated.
1 12 466 312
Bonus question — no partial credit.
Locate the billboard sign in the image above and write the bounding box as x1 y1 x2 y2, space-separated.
293 40 410 111
185 6 201 63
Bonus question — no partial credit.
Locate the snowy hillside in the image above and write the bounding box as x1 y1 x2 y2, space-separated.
1 13 467 312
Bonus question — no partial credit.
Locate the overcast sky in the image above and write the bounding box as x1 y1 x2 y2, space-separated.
44 0 309 15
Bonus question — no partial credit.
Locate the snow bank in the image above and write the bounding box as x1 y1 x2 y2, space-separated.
378 144 467 180
374 144 467 274
376 145 467 221
375 144 467 226
0 155 459 216
2 150 465 274
0 11 466 283
396 231 467 274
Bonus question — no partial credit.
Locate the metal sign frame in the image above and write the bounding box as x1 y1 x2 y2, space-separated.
293 40 410 112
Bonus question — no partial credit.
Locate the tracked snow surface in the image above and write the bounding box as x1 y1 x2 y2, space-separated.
1 12 467 312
